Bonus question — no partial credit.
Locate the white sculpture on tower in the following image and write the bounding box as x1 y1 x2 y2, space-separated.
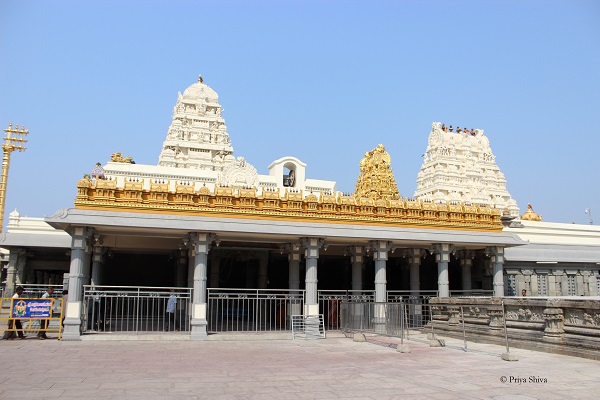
158 75 236 171
415 122 519 217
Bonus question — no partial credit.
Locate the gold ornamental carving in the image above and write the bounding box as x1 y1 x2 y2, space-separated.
74 178 503 231
355 144 400 201
521 203 542 222
74 146 505 231
110 152 134 163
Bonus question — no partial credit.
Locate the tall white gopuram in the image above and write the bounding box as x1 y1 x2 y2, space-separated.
414 122 520 217
100 76 335 195
158 75 235 171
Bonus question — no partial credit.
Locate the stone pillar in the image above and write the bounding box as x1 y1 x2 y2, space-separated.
543 307 564 343
551 270 564 296
372 241 392 333
81 239 93 287
91 243 104 287
189 232 214 340
349 246 364 293
346 245 365 327
586 271 598 296
372 241 391 303
487 246 505 297
257 252 269 289
287 242 301 290
209 252 220 288
522 269 533 296
408 249 423 296
575 272 585 296
488 307 505 331
301 237 324 316
187 249 194 289
175 249 187 287
287 242 302 317
4 248 21 298
458 250 474 292
62 227 92 341
16 251 26 285
432 244 454 297
530 273 539 296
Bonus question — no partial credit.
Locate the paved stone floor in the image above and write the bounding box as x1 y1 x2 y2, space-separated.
1 333 598 400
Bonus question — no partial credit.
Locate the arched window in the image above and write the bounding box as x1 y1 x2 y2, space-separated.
283 167 296 187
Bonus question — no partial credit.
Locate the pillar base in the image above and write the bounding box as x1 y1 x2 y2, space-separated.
396 344 411 353
60 317 82 341
429 338 445 347
190 318 208 340
501 352 519 361
304 304 320 316
353 333 367 342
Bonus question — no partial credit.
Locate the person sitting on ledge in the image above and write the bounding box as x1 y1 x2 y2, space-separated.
449 125 453 132
470 129 476 136
441 124 447 132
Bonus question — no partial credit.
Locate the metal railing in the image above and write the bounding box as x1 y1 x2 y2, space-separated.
82 286 192 333
340 302 413 338
386 290 439 302
66 286 498 335
14 284 64 299
429 301 512 354
318 290 374 330
291 314 326 339
341 299 513 358
207 288 305 333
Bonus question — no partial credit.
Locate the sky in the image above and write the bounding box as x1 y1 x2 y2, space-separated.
0 0 599 227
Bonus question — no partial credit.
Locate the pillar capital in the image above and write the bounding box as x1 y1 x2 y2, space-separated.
347 245 365 263
431 243 455 262
283 241 302 262
188 232 217 255
368 240 393 261
300 237 324 259
69 227 94 251
456 249 475 267
399 248 426 265
485 246 505 263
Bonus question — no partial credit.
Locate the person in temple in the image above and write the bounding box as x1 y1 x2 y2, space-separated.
456 127 462 133
449 125 453 132
470 129 476 136
441 124 447 132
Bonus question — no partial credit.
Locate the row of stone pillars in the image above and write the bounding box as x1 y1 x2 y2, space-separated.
59 227 506 340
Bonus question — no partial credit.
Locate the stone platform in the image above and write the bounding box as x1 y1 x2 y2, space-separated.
1 333 598 399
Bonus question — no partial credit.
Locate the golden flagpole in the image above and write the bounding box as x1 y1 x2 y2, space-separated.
0 123 29 232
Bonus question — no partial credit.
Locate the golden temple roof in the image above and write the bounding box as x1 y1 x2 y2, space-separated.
521 203 542 222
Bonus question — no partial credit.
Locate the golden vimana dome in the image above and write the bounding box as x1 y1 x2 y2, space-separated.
354 144 401 201
521 203 542 222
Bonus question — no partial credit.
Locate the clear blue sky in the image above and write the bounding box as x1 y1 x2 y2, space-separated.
1 0 599 226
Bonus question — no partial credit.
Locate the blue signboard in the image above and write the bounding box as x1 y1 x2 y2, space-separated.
11 299 53 319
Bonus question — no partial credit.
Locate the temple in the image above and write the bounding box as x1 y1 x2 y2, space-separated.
415 122 519 217
1 76 599 341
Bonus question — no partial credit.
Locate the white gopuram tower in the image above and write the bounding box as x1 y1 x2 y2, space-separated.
158 75 235 171
414 122 519 217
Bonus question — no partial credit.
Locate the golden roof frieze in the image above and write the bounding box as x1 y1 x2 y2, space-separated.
74 177 503 232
